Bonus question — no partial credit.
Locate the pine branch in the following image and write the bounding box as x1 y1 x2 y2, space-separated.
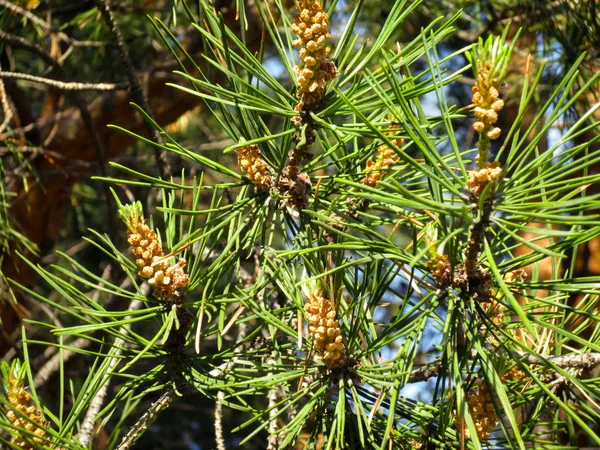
213 321 249 449
405 351 600 385
214 391 226 450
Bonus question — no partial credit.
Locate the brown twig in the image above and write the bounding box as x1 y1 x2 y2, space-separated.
407 362 441 383
0 30 62 70
0 21 122 241
404 352 600 385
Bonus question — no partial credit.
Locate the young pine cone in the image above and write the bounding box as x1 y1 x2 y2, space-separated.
304 288 346 368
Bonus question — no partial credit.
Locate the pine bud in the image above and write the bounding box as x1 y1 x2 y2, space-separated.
428 254 451 285
487 127 501 140
467 161 503 196
471 62 504 138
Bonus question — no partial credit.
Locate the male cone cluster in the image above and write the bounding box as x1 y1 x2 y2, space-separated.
124 205 189 302
292 0 338 110
467 367 524 439
236 145 273 190
304 288 346 368
361 130 402 187
467 161 503 196
468 60 505 196
5 376 48 449
472 61 504 141
427 254 451 286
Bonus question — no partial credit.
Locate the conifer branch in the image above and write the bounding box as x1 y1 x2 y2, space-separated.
214 391 226 450
0 63 13 134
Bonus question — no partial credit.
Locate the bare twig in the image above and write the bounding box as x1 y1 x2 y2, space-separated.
0 30 61 70
116 388 178 450
404 352 600 385
214 391 226 450
407 362 441 383
266 349 280 450
0 63 14 134
0 123 36 141
94 0 169 178
0 72 127 91
0 27 120 239
0 0 67 40
511 351 600 370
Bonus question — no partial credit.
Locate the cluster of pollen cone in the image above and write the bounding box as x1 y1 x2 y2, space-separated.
235 145 273 190
292 0 338 110
472 61 504 141
304 288 345 368
124 205 189 302
361 128 402 187
5 376 48 449
468 61 505 196
467 367 524 439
